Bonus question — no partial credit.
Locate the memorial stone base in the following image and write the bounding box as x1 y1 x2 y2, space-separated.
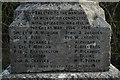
1 64 120 80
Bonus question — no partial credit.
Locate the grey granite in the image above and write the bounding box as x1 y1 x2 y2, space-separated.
9 2 112 73
1 64 120 80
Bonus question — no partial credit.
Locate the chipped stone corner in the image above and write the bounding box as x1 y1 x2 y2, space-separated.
80 2 106 26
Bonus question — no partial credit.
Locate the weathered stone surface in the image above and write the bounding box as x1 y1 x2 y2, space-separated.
9 2 111 73
1 64 120 80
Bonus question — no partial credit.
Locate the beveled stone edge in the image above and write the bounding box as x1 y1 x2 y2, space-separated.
1 64 120 79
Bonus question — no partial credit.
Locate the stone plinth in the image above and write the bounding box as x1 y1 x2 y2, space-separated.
1 64 120 80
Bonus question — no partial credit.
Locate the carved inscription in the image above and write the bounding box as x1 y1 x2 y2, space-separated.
10 10 110 73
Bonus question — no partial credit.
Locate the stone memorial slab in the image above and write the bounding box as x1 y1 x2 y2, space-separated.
9 2 111 73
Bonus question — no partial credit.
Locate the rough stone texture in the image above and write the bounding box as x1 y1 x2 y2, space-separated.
1 64 120 80
9 2 112 73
